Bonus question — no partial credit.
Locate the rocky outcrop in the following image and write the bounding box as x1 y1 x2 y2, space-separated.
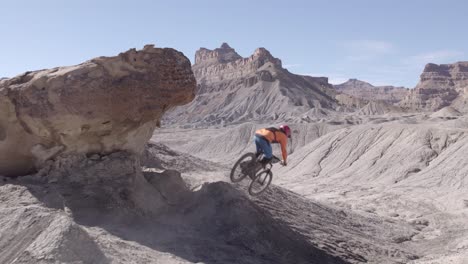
400 62 468 112
334 79 409 105
0 45 196 176
417 62 468 90
164 43 337 126
194 42 242 66
192 44 283 82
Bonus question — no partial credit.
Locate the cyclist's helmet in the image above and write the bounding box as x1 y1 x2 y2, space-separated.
279 125 291 138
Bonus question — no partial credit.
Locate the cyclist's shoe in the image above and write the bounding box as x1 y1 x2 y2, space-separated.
255 152 261 159
260 157 272 168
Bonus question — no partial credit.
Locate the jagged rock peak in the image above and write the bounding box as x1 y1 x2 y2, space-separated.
251 47 282 67
194 42 242 65
194 43 282 68
220 42 232 49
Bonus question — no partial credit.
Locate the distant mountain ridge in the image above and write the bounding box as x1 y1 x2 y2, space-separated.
164 43 338 126
164 45 468 126
334 79 408 105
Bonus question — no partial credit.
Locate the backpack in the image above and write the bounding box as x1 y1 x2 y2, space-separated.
265 127 282 143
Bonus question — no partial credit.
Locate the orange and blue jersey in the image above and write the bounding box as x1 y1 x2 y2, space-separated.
255 128 288 162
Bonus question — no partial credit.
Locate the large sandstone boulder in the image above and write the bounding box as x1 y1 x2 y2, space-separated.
0 45 196 176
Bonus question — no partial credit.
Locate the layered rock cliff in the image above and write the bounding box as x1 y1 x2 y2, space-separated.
0 45 196 176
163 43 338 126
400 62 468 112
194 42 243 66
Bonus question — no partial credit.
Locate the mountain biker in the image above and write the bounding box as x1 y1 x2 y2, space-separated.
254 125 291 167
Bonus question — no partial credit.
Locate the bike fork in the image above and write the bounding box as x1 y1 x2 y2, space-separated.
259 169 270 185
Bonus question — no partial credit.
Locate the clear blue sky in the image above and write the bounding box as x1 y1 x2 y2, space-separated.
1 0 467 87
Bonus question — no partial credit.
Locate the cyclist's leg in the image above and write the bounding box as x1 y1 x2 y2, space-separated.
261 144 273 166
263 143 273 160
255 137 272 166
254 135 264 158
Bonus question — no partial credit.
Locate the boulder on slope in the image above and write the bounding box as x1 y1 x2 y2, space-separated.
0 45 196 176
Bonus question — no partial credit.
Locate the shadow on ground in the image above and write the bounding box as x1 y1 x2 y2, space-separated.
1 172 352 264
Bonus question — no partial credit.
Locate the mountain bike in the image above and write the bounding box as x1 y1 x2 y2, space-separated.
230 152 280 196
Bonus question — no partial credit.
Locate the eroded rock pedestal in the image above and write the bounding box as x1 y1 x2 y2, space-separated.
0 45 196 176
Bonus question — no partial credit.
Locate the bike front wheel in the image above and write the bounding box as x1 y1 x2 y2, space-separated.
248 170 273 196
230 153 256 183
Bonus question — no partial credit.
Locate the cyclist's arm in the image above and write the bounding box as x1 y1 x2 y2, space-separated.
279 136 288 162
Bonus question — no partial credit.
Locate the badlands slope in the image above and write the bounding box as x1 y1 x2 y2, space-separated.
156 51 468 263
156 112 468 263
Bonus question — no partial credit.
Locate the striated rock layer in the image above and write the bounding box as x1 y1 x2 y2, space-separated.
400 62 468 112
0 45 196 176
163 43 338 126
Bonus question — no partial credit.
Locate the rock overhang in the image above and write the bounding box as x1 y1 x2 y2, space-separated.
0 45 196 176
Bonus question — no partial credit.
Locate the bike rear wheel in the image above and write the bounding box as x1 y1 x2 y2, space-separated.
248 170 273 196
230 153 257 183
